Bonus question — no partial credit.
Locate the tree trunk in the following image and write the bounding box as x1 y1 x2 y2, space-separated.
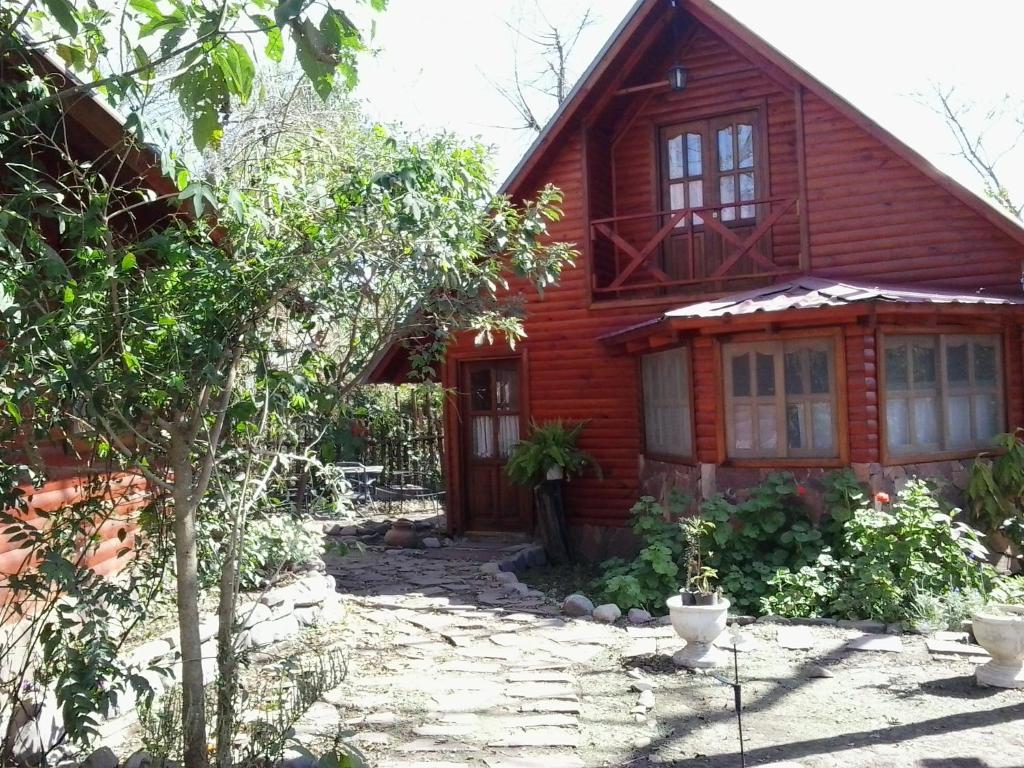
214 537 238 768
170 442 210 768
534 480 571 564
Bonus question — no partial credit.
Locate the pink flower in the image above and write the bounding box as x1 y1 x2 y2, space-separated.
796 485 807 497
874 491 890 504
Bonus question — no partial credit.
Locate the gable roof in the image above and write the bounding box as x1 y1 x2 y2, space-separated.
499 0 1024 251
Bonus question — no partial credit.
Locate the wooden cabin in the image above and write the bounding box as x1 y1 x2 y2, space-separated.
0 48 179 585
368 0 1024 558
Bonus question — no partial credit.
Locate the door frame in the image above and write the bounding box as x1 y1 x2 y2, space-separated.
443 347 531 537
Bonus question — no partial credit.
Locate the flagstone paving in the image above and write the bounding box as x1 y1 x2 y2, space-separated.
313 541 1024 768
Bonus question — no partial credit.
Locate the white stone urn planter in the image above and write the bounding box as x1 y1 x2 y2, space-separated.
972 603 1024 688
666 594 730 668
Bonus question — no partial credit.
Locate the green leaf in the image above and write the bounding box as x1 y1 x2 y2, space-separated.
62 285 75 304
42 0 79 36
212 40 256 103
129 0 162 19
120 253 137 271
251 14 284 62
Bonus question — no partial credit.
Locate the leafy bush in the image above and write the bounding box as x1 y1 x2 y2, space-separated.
700 472 824 615
593 491 689 613
967 429 1024 551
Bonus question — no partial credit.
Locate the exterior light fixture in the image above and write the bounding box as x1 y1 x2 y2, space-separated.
667 64 688 91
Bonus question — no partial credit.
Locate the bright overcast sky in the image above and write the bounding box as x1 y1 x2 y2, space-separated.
352 0 1024 202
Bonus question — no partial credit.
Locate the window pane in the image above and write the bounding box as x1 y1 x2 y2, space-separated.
670 182 687 211
887 398 910 448
738 124 754 168
946 342 969 386
732 353 750 397
912 342 937 387
642 349 691 456
786 403 804 449
885 346 908 391
667 135 685 179
739 172 756 219
689 180 704 225
495 367 518 411
733 404 753 450
686 133 702 176
718 126 734 171
946 395 971 447
720 176 736 222
973 394 999 443
471 370 491 410
473 416 493 457
498 415 519 458
784 352 804 395
758 404 778 450
811 402 833 450
809 350 830 394
913 396 940 445
974 343 997 385
756 352 775 396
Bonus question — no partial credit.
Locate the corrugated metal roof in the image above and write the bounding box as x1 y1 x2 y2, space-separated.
665 277 1024 319
599 277 1024 344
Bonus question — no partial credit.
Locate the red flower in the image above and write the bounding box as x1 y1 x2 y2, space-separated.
874 491 891 504
796 485 807 496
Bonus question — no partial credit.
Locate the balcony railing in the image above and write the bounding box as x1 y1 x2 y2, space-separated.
590 196 800 300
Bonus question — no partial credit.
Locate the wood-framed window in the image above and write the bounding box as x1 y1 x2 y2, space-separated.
882 334 1003 456
662 110 761 226
723 338 838 459
641 347 693 458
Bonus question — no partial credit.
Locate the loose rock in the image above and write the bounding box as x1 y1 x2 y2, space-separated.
561 594 595 617
637 689 656 709
83 746 119 768
494 571 519 585
627 608 652 624
592 603 622 623
422 536 442 548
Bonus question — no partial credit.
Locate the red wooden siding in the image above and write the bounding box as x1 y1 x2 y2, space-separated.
802 91 1022 293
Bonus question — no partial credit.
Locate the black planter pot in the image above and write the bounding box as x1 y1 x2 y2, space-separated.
694 591 719 606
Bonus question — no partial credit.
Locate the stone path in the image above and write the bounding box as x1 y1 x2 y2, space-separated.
305 540 1024 768
310 541 615 768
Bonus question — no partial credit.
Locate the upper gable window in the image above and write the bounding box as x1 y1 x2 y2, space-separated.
662 111 759 226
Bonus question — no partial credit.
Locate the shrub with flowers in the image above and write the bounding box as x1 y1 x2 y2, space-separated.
701 470 1007 623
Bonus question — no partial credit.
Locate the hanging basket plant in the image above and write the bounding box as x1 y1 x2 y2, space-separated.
505 420 601 486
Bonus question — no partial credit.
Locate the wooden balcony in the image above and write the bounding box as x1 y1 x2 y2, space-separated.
589 196 804 303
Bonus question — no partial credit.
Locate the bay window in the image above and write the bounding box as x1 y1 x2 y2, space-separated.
883 334 1003 455
723 338 838 459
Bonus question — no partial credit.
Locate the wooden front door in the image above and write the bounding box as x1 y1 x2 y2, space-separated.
460 358 531 532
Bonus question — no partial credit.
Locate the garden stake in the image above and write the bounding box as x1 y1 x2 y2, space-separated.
709 633 746 767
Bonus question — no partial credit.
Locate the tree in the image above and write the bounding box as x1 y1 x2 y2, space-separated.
1 51 573 767
490 4 595 133
930 84 1024 221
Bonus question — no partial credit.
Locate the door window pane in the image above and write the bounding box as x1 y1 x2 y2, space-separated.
495 367 518 411
686 133 702 176
718 127 734 171
470 370 491 411
472 416 494 458
667 135 685 179
720 176 736 222
739 172 756 219
737 124 754 168
498 415 519 458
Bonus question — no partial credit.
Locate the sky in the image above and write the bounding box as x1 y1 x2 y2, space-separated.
351 0 1024 204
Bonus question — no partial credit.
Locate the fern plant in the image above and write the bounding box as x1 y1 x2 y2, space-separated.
505 420 600 485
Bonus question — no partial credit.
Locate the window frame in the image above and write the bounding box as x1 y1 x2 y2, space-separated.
718 330 847 466
879 331 1006 461
639 345 695 462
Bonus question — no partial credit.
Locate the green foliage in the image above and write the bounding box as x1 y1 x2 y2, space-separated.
593 491 691 613
967 429 1024 549
6 0 386 151
505 421 600 486
700 472 821 615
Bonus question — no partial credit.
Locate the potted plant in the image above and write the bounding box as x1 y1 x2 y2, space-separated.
505 420 600 485
506 421 600 563
972 603 1024 688
665 516 730 668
